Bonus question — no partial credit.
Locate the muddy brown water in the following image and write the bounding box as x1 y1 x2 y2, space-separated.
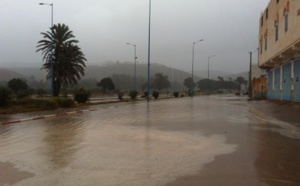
0 95 299 186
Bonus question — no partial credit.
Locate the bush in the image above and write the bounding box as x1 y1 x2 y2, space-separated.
187 90 194 97
12 98 58 110
7 78 29 99
129 90 138 99
152 91 159 99
117 91 124 100
17 89 32 99
0 87 11 107
36 88 47 97
52 97 75 108
173 92 179 98
74 88 90 103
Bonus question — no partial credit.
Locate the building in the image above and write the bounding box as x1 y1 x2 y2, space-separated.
252 64 267 79
251 65 267 98
258 0 300 102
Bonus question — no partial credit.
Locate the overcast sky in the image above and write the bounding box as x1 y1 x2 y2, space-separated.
0 0 269 73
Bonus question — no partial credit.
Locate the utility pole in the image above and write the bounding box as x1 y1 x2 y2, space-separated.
249 52 252 98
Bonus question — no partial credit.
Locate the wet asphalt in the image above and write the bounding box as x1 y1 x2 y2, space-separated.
0 95 299 186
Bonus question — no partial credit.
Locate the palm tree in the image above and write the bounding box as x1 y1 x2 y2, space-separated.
36 23 86 96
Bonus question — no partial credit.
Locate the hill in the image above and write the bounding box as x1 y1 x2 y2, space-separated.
1 62 248 86
0 68 27 82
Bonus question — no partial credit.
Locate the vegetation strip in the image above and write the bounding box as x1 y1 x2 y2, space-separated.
0 107 103 126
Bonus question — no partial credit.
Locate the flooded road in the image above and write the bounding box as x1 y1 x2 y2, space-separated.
0 95 300 186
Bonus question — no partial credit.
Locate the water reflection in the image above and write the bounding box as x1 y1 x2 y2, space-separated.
250 107 300 185
43 116 85 169
255 129 300 185
0 97 237 185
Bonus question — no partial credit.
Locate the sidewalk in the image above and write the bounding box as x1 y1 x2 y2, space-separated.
0 98 123 125
249 99 300 127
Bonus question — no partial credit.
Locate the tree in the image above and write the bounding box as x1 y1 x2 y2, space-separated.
151 73 171 91
97 77 115 93
183 77 195 91
36 23 86 97
235 76 246 91
0 87 11 107
197 79 209 92
217 76 225 90
8 78 29 98
217 76 224 82
111 74 131 91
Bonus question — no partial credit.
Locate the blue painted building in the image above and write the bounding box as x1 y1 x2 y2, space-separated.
259 0 300 102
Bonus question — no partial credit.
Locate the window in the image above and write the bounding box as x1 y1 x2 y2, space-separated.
275 23 279 41
260 36 263 54
285 13 289 32
284 2 289 32
265 37 267 50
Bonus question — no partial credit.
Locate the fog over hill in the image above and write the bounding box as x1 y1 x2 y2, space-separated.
1 62 248 84
0 68 27 82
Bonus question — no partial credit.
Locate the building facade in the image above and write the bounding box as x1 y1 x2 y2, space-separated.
251 65 267 98
259 0 300 102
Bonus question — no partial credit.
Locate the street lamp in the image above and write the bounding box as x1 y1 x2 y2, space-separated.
208 55 216 95
39 2 54 97
126 43 137 91
248 48 259 98
192 39 204 95
147 0 152 102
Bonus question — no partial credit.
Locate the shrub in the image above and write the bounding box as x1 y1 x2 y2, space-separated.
36 88 47 97
0 87 11 107
7 78 29 98
129 90 138 99
36 99 58 110
143 91 150 99
16 89 32 99
173 92 179 98
187 90 194 97
152 91 159 99
52 97 75 108
61 87 69 97
74 88 90 103
12 98 58 110
117 91 124 100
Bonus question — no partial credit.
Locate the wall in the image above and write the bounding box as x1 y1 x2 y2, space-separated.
258 0 300 67
253 77 267 99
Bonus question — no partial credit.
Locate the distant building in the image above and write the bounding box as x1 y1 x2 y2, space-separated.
251 65 267 98
258 0 300 102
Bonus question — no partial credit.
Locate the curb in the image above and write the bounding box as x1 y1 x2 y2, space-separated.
0 96 172 126
0 108 103 126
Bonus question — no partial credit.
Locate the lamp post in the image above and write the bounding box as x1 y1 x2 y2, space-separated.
207 55 216 95
147 0 151 102
192 39 204 95
126 43 137 91
39 2 54 97
248 47 259 98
